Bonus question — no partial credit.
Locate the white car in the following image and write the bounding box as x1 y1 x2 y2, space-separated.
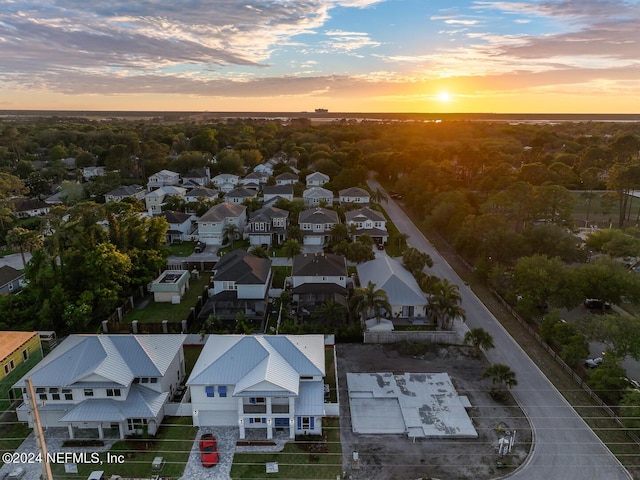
584 357 603 368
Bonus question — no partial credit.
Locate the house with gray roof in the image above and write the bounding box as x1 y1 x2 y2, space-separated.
147 169 180 191
305 171 330 187
187 334 325 439
291 253 348 316
162 210 195 243
263 185 294 202
0 265 24 295
302 186 334 206
184 186 219 204
14 334 186 440
196 202 247 245
275 172 299 185
345 206 388 245
12 198 50 218
182 167 211 187
339 187 370 205
357 256 428 321
299 207 339 245
247 206 290 247
212 173 240 193
199 250 272 323
104 184 146 203
224 186 259 204
144 185 187 215
240 171 269 186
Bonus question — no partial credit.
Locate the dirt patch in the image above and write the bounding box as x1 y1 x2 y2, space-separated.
337 343 531 480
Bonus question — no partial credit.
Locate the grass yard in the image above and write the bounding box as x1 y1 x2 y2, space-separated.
324 347 337 403
271 266 290 289
571 190 640 227
217 239 250 256
124 273 211 323
230 417 342 479
183 345 203 379
0 420 32 468
50 416 197 479
167 241 196 257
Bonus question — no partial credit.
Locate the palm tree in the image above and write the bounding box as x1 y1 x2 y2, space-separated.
6 226 43 268
312 300 347 328
222 223 240 248
371 187 388 204
429 278 465 330
395 231 409 250
463 328 495 357
350 281 391 324
483 363 518 397
282 239 302 261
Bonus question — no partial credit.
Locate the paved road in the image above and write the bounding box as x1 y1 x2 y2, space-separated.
369 178 632 480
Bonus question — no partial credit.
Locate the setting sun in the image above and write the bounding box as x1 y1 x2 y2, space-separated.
438 91 451 102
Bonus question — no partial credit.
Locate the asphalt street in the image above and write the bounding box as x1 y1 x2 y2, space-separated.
368 177 632 480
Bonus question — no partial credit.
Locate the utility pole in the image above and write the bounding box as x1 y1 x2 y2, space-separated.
25 377 53 480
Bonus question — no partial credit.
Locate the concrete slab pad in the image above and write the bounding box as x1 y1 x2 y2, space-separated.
347 372 478 439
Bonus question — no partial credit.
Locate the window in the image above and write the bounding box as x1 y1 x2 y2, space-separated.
300 376 313 380
3 364 9 375
150 378 158 384
9 360 14 369
127 418 147 430
36 387 46 401
205 386 215 398
141 378 149 384
62 389 73 401
84 389 94 397
249 397 265 404
22 349 29 361
218 386 227 398
106 388 121 397
49 388 60 401
302 417 311 429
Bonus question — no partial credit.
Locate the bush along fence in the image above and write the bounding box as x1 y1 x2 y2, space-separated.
102 286 209 335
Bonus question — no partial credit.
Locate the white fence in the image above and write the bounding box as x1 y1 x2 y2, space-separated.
165 402 192 416
364 330 459 344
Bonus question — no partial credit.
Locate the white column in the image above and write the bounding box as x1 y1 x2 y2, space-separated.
119 423 125 439
239 418 245 439
97 424 104 440
67 424 74 439
289 397 296 439
267 418 273 439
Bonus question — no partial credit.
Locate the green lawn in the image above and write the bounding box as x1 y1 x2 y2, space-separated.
324 347 337 403
167 241 196 257
230 417 342 479
217 240 250 256
571 190 640 227
271 266 290 289
124 273 211 323
183 345 203 379
50 416 197 479
0 421 32 468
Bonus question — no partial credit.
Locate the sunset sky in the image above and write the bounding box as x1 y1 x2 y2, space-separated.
2 0 640 113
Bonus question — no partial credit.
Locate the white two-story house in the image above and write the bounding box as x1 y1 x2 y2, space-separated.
147 169 180 191
345 206 388 245
305 171 330 187
196 202 247 245
187 334 325 440
145 186 187 215
303 187 334 206
299 208 339 245
212 174 240 193
14 334 186 440
339 187 370 205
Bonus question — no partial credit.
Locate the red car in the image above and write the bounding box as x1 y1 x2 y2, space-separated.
199 433 219 467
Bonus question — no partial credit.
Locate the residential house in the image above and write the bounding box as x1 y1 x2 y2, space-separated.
0 265 25 295
212 173 240 193
14 334 186 439
275 172 299 185
254 163 274 176
224 187 259 205
104 184 146 203
197 202 247 245
144 186 187 215
185 187 219 204
12 198 50 218
339 187 370 205
147 169 180 191
187 334 325 439
82 166 106 181
149 270 191 303
246 206 290 247
299 208 339 245
291 253 348 314
199 250 272 322
240 171 269 187
305 171 330 187
1 332 42 383
345 206 388 245
263 185 294 202
162 210 194 243
182 167 211 187
357 256 428 320
303 186 333 206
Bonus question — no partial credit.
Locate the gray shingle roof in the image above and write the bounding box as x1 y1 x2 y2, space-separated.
299 207 339 224
163 210 191 224
339 187 369 197
292 252 347 277
345 206 386 223
263 185 293 196
198 202 246 222
213 249 272 284
0 265 23 286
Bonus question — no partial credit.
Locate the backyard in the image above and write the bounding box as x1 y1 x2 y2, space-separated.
124 272 211 324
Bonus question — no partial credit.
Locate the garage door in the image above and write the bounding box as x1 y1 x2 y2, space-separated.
195 410 238 427
304 236 323 245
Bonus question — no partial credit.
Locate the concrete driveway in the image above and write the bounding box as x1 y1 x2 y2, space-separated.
182 427 238 480
368 177 632 480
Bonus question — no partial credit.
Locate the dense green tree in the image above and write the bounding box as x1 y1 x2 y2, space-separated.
282 239 302 260
6 226 42 268
586 356 628 404
312 300 347 328
402 247 434 276
429 279 465 330
619 391 640 431
350 281 391 323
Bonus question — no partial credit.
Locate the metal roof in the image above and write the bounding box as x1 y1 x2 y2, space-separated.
187 335 325 395
14 334 185 389
356 257 427 307
295 382 324 416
